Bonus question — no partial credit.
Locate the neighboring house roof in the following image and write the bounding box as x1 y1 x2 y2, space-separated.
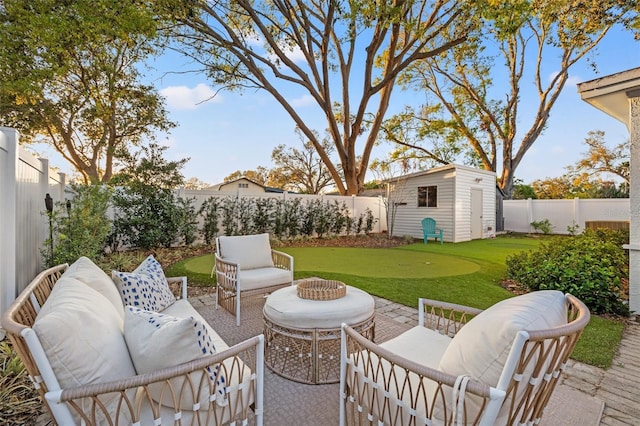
208 176 286 193
380 163 496 183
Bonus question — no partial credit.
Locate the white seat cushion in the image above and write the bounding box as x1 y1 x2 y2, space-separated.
380 326 451 368
238 267 291 292
349 327 451 426
63 256 124 319
218 233 274 270
263 285 374 329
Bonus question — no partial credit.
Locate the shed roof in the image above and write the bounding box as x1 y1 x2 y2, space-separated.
380 163 496 183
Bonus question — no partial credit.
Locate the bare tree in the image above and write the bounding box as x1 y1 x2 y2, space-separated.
380 1 636 197
163 0 476 195
269 128 335 194
370 159 414 239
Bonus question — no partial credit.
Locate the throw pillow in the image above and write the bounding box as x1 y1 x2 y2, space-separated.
112 255 176 312
123 306 226 410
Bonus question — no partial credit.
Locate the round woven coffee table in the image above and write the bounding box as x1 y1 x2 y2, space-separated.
263 280 375 384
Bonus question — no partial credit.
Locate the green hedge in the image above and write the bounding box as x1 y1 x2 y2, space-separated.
506 229 629 316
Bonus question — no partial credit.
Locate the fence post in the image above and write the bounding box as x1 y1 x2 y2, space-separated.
573 197 581 231
0 128 18 329
378 196 383 233
526 198 533 231
58 171 66 202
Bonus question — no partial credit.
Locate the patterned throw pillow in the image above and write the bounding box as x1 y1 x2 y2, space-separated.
124 306 227 409
112 255 176 312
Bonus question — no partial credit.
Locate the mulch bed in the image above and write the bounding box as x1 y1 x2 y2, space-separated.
271 234 410 249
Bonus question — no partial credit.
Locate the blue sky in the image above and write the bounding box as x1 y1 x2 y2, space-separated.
35 23 640 187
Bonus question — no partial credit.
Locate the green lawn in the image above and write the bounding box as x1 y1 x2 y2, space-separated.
167 235 624 368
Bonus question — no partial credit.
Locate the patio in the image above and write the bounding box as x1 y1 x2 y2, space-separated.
34 291 636 425
195 293 638 425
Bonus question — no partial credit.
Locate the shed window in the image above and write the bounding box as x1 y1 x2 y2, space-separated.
418 185 437 207
238 183 248 188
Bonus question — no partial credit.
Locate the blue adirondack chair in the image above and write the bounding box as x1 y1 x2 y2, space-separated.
421 217 443 244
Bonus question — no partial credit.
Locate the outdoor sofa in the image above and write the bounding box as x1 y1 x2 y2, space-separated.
1 255 264 425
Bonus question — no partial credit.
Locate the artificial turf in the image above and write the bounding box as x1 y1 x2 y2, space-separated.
167 235 624 368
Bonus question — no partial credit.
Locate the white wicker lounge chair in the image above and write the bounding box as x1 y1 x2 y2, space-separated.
340 291 590 425
213 233 294 326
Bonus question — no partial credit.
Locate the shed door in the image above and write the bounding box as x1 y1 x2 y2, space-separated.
471 188 483 239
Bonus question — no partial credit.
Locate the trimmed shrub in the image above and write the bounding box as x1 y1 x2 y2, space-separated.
42 183 112 266
506 229 629 316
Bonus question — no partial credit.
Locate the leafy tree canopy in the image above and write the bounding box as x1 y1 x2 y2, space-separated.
0 0 174 183
567 130 629 184
269 128 336 194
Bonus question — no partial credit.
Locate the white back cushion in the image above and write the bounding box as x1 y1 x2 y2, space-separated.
218 233 274 270
438 290 567 386
33 278 136 403
63 256 124 319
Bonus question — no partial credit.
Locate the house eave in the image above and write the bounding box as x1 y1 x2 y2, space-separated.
577 67 640 129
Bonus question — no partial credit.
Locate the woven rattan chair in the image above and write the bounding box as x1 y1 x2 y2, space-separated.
213 233 293 326
340 292 590 425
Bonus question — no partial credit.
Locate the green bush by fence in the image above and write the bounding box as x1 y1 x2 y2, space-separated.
506 229 629 316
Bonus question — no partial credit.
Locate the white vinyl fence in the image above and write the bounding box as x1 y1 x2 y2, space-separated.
504 198 630 234
1 128 67 327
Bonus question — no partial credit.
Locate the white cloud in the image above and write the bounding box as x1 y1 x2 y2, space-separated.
160 84 222 110
290 94 315 107
549 72 583 87
282 45 306 63
551 145 564 154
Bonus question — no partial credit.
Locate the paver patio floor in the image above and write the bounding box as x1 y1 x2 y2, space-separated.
189 293 639 426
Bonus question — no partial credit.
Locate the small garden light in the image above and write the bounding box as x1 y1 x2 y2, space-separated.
44 193 54 266
44 193 53 213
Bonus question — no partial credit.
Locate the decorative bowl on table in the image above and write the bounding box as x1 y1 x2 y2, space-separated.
296 279 346 300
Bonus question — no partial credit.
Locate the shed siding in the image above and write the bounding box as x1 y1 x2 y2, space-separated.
391 169 455 241
389 164 496 243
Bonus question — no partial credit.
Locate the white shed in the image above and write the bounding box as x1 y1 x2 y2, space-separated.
384 164 497 243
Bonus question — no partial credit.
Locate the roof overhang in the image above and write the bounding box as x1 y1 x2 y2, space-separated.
577 67 640 130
